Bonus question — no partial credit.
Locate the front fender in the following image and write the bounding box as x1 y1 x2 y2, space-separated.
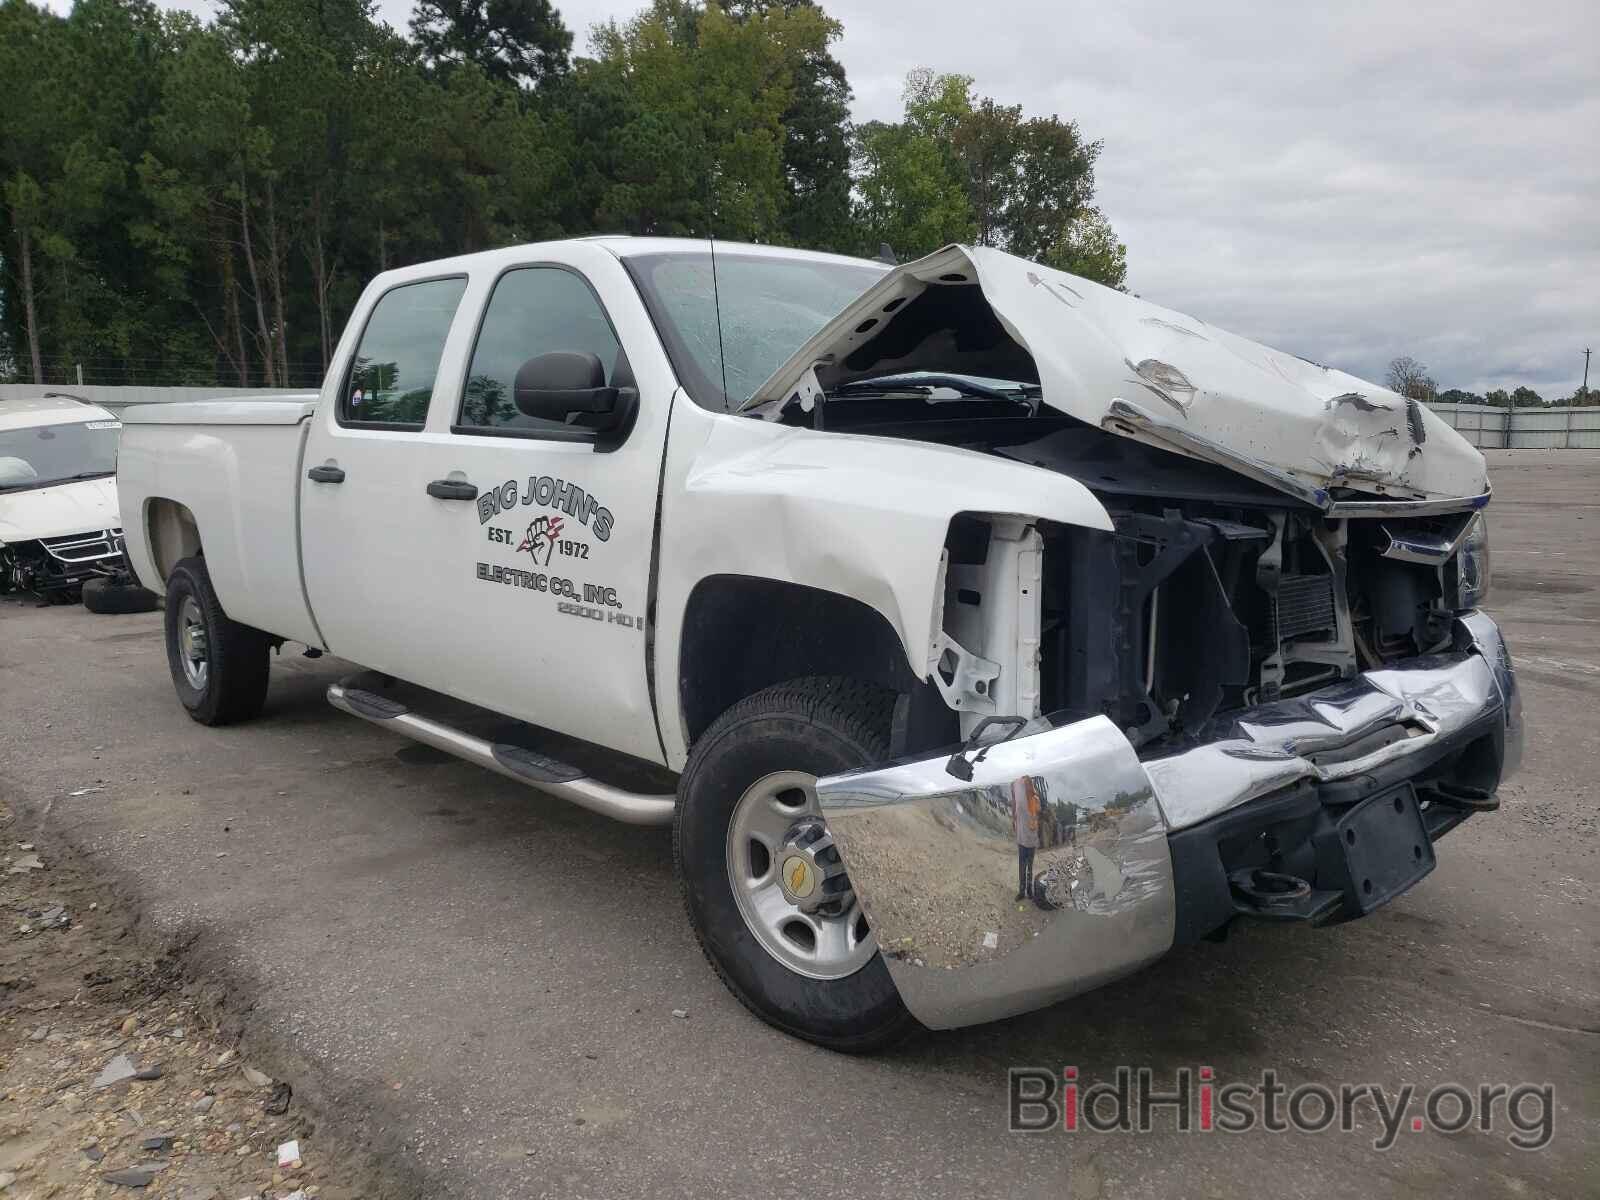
652 401 1110 767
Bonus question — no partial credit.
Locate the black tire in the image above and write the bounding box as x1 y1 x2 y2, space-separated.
163 556 271 726
674 676 919 1052
82 575 159 614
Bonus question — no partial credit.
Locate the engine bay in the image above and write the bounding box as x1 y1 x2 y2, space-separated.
864 412 1476 754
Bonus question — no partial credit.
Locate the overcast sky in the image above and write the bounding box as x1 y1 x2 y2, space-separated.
54 0 1600 397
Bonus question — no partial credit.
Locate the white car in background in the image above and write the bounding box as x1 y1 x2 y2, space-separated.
0 394 126 602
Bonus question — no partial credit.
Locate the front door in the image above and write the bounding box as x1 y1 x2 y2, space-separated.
425 260 673 762
305 250 676 765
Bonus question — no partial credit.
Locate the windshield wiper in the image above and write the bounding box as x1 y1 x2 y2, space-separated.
833 374 1030 402
0 470 114 493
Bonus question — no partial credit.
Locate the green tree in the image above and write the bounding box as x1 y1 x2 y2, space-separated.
719 0 852 250
573 0 833 242
410 0 572 88
851 68 1125 287
1043 208 1126 284
853 116 975 257
0 0 1135 387
135 10 255 383
1 0 176 383
853 68 975 255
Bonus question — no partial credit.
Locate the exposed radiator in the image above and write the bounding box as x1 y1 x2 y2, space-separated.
1276 573 1336 640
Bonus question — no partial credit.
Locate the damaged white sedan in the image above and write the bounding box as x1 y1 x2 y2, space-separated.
116 238 1519 1050
0 395 126 602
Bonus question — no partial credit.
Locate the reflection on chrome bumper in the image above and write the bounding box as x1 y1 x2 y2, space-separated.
1148 610 1521 831
816 611 1519 1030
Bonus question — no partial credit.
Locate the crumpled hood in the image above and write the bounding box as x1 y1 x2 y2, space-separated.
748 245 1487 508
0 476 120 543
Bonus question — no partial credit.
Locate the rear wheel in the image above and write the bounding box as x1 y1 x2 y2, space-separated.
163 556 271 725
674 677 918 1052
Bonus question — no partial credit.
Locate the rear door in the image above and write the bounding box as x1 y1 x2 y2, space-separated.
300 271 471 675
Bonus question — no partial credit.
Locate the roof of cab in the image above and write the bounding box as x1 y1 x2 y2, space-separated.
587 235 884 272
369 235 885 286
0 394 117 432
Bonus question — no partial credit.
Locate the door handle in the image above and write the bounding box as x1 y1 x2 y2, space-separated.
426 479 478 501
307 464 345 484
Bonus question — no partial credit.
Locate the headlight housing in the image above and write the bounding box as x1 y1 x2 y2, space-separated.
1445 514 1490 610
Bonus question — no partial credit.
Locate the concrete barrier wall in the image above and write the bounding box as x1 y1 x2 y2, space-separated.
0 384 313 416
1427 401 1600 449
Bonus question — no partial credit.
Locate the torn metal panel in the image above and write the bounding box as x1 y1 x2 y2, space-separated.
935 518 1043 737
650 398 1110 769
748 245 1487 506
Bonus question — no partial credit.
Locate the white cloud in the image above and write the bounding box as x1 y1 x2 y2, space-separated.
817 0 1599 398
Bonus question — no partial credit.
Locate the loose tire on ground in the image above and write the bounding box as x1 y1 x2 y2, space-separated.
674 676 919 1052
163 556 271 726
82 575 159 614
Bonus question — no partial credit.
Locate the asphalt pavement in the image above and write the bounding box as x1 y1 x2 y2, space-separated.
1 449 1595 1198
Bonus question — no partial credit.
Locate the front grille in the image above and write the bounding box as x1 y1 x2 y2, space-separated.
1276 573 1336 640
40 528 123 565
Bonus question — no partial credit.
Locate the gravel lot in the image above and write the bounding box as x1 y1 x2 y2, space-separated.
2 449 1596 1199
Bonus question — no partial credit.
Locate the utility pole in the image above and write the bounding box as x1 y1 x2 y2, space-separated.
1584 348 1591 398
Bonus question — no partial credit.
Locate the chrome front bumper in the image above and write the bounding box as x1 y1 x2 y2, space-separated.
815 611 1521 1029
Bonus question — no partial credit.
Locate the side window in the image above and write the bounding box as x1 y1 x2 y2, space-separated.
341 276 467 427
457 267 622 434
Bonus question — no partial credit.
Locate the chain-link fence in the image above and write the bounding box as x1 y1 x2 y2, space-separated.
5 359 326 390
0 383 313 413
1426 401 1600 449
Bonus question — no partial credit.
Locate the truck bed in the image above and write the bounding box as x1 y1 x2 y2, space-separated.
117 397 323 647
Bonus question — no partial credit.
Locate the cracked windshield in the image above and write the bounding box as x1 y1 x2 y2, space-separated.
626 252 885 409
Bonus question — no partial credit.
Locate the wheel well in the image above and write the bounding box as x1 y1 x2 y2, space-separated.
678 576 922 747
145 498 202 582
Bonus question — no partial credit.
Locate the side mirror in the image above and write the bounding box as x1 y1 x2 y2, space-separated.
514 351 619 427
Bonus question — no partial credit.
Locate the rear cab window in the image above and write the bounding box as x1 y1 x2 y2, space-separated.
340 276 469 428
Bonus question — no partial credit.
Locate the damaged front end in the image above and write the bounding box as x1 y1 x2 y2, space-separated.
767 244 1518 1029
818 609 1519 1029
1031 470 1494 754
815 448 1519 1034
748 243 1489 507
1 528 126 601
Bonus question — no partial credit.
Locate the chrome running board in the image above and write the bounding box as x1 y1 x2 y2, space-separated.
327 680 676 826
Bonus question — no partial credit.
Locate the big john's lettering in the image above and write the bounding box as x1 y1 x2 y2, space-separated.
477 475 614 541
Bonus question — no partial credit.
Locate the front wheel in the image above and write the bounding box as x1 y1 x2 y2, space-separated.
164 556 271 725
674 677 918 1052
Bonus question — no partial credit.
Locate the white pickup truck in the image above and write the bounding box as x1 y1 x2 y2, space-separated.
119 236 1521 1049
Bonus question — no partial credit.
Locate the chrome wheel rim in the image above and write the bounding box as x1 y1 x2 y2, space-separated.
725 770 876 980
177 596 209 691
